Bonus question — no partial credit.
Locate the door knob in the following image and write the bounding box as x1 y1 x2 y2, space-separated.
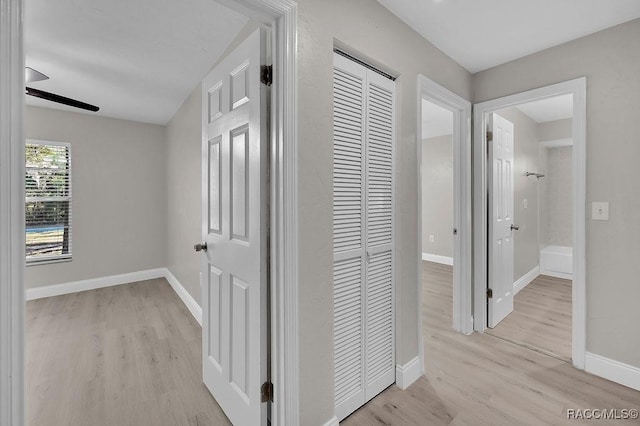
510 224 520 231
194 242 208 252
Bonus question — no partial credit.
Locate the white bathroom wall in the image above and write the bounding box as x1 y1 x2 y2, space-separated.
544 146 573 247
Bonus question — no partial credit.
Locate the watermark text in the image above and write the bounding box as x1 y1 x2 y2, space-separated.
567 408 639 420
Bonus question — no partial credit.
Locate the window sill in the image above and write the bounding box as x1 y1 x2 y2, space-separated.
26 257 72 267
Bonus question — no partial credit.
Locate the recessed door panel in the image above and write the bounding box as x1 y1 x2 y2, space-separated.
209 137 222 234
230 275 249 398
207 266 223 369
231 127 249 240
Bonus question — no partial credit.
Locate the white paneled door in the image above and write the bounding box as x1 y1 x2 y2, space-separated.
333 52 395 421
199 28 268 426
488 113 515 328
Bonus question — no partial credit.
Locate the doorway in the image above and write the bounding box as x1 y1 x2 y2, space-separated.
0 0 298 425
473 78 587 369
416 75 473 369
484 95 575 362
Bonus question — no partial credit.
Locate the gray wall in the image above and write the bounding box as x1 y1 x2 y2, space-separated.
164 20 260 306
165 88 202 303
494 107 541 281
539 118 572 141
421 135 453 258
297 0 472 423
25 106 166 287
474 18 640 368
544 146 573 247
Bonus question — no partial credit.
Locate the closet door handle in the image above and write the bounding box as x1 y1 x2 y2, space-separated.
510 224 520 231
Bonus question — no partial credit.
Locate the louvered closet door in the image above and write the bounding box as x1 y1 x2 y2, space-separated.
333 52 395 422
364 69 395 401
333 53 367 421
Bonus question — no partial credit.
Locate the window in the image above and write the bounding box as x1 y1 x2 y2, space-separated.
25 140 72 263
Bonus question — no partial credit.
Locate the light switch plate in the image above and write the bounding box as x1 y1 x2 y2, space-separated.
592 202 609 221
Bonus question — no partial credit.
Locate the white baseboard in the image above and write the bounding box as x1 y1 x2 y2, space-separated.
26 267 204 327
585 352 640 391
513 265 540 295
539 270 573 280
321 417 339 426
163 268 202 326
26 268 166 301
395 356 423 390
421 253 454 266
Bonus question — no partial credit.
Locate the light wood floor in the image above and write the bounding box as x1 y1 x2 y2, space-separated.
487 273 572 362
27 279 231 426
343 261 640 425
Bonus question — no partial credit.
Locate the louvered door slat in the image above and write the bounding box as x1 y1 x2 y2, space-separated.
333 52 395 421
333 55 367 421
365 76 395 401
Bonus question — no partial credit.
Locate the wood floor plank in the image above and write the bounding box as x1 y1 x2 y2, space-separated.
487 274 572 361
342 261 640 425
26 279 231 426
27 267 640 425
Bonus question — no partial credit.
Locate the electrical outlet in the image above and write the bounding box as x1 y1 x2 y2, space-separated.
429 235 435 243
522 199 528 209
592 202 609 221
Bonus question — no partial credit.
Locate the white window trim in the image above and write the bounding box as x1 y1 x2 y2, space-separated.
25 139 73 265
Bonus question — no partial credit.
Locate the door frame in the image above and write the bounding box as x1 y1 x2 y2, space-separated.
472 77 587 369
416 75 473 367
0 0 300 425
0 0 25 424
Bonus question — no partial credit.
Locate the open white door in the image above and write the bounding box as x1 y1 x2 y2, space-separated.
487 113 515 328
199 28 268 426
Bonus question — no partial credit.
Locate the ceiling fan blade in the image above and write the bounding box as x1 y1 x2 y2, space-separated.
26 87 99 112
25 67 49 83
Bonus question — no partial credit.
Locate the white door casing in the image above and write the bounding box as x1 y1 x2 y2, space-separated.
487 113 515 328
200 28 268 426
332 52 395 422
417 75 473 341
2 1 302 425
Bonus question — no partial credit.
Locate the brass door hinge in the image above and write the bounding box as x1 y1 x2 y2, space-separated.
261 381 273 402
487 288 493 299
486 131 493 142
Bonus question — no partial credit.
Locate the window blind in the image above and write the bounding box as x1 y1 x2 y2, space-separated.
25 141 72 263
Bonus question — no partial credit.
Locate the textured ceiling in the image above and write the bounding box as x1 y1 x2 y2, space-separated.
377 0 640 73
515 94 574 123
25 0 248 124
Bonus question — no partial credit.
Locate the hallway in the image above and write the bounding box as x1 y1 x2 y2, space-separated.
342 261 640 425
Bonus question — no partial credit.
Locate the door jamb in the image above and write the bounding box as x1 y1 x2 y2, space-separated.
0 0 25 424
416 75 473 373
0 0 299 425
472 77 587 369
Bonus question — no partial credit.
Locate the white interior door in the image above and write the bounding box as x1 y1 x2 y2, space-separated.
199 28 268 426
488 113 515 328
